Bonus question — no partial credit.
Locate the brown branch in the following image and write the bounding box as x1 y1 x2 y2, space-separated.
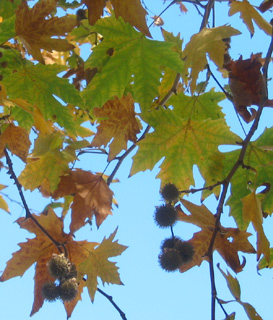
4 149 64 254
200 0 215 30
97 288 127 320
206 33 273 320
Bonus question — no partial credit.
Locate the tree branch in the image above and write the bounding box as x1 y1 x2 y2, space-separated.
4 149 64 254
97 288 127 320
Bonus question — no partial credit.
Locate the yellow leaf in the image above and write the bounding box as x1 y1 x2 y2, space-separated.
182 26 241 92
19 151 70 192
241 192 270 261
15 0 76 63
0 123 31 162
229 0 273 36
79 229 127 301
0 194 9 213
92 94 141 161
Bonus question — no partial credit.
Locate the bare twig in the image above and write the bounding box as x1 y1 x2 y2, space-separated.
200 0 215 30
97 288 127 320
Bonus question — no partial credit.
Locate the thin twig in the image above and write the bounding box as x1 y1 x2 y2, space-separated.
97 288 127 320
200 0 215 30
4 149 63 253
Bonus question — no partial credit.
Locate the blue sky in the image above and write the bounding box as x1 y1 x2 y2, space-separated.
1 1 273 319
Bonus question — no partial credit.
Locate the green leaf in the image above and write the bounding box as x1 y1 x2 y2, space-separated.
131 106 240 190
82 16 183 111
0 0 21 19
217 264 241 300
0 15 16 43
3 63 83 134
168 89 226 121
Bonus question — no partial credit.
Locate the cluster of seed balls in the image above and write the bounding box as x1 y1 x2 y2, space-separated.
154 183 195 272
42 254 78 303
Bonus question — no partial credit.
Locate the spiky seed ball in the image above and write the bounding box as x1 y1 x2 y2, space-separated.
160 236 182 251
176 241 195 264
42 281 60 302
154 204 178 228
160 183 180 202
59 278 78 302
159 249 182 272
47 254 70 280
65 263 78 280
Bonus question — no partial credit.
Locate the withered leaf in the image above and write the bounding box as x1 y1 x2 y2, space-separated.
15 0 76 63
92 94 141 161
177 199 255 273
53 169 113 233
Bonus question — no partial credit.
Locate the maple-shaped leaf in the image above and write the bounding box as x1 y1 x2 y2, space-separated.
0 208 98 317
82 16 183 111
229 0 272 36
177 199 255 273
3 63 82 134
15 0 76 63
218 265 263 320
82 0 150 37
131 104 240 191
91 94 141 161
241 192 270 261
0 123 31 162
225 54 264 123
79 229 127 301
53 169 113 233
182 26 240 92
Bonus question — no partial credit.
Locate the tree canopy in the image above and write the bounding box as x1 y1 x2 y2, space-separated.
1 0 273 319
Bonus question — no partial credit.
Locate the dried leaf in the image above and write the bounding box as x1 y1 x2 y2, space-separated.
92 94 141 161
0 123 31 162
177 199 255 273
226 54 264 123
53 169 113 233
0 208 98 317
15 0 76 63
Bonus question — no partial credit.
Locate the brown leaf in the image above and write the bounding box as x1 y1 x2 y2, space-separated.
259 0 273 12
15 0 76 63
82 0 151 37
177 200 255 273
53 169 113 233
0 123 31 162
225 54 264 123
0 208 98 317
92 94 141 161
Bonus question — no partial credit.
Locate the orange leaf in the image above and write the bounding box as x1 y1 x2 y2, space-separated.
53 169 113 233
92 94 141 161
0 208 98 317
0 123 31 162
177 200 255 273
15 0 76 63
